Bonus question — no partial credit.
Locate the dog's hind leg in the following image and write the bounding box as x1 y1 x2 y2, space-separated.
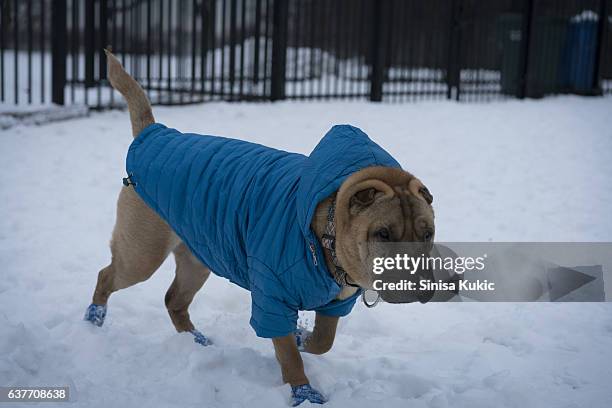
85 187 180 326
104 49 154 138
165 243 212 346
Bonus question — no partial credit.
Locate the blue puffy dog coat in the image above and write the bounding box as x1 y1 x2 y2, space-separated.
126 123 401 338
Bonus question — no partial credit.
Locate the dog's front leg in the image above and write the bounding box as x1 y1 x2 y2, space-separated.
273 335 309 386
296 313 339 355
273 335 327 406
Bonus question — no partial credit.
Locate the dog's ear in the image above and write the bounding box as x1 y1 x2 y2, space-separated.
419 186 433 205
348 179 395 212
350 188 378 207
408 178 433 205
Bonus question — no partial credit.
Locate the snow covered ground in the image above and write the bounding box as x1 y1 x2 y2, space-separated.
1 96 611 407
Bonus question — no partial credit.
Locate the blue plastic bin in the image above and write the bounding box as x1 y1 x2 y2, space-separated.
560 13 599 92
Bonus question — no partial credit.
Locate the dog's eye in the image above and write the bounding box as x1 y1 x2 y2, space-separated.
376 228 391 242
423 230 433 242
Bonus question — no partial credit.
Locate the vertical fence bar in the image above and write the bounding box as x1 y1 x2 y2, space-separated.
239 0 245 99
13 0 18 104
343 0 352 99
27 0 32 104
293 0 300 97
221 0 226 98
253 0 261 85
229 0 236 99
271 0 288 100
85 0 95 87
395 0 406 101
96 0 102 108
210 0 216 100
333 2 340 97
191 0 196 100
83 0 89 106
322 0 330 98
369 0 388 101
167 0 172 103
177 1 183 104
304 0 312 98
130 0 135 78
146 0 151 92
40 0 45 103
334 1 342 98
518 0 534 98
131 1 139 89
383 0 393 101
593 0 609 92
1 0 5 102
70 0 77 103
110 0 115 105
406 0 416 101
359 0 367 98
158 0 163 104
414 1 423 101
263 0 270 97
121 0 126 65
52 0 67 105
447 0 460 100
99 0 108 80
345 0 352 98
200 0 208 100
308 0 315 98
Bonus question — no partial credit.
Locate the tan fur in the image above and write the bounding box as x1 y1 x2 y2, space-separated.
92 51 434 388
104 49 155 137
92 53 204 334
333 167 435 289
273 313 339 386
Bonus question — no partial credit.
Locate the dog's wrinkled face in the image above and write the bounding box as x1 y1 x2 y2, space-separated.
334 167 435 291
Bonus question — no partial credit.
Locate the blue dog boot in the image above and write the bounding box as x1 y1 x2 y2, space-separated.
190 329 212 346
291 384 327 406
84 304 107 327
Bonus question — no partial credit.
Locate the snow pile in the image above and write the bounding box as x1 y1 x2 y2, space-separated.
1 96 611 407
0 105 89 130
570 10 599 23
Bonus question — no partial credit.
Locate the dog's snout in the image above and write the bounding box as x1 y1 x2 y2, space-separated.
418 288 435 304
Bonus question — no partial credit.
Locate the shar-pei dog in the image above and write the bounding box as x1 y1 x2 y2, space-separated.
85 50 435 406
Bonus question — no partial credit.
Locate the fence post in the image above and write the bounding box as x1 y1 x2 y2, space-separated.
592 0 609 93
99 0 108 80
85 0 95 87
271 0 288 101
51 0 67 105
253 0 262 85
369 0 388 102
518 0 535 98
229 0 237 97
446 0 461 100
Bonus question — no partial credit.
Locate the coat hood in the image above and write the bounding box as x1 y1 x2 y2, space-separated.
296 124 402 237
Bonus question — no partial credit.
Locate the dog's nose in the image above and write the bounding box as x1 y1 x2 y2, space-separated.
417 287 435 303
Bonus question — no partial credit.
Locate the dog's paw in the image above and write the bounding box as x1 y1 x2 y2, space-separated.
291 384 327 406
190 329 213 347
294 327 312 352
84 304 107 327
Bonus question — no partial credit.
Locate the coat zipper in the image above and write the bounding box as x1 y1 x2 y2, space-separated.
308 242 318 266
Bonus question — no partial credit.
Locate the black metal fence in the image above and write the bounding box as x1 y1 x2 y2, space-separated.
1 0 611 109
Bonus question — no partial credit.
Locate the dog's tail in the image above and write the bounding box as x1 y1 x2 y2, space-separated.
105 49 155 138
